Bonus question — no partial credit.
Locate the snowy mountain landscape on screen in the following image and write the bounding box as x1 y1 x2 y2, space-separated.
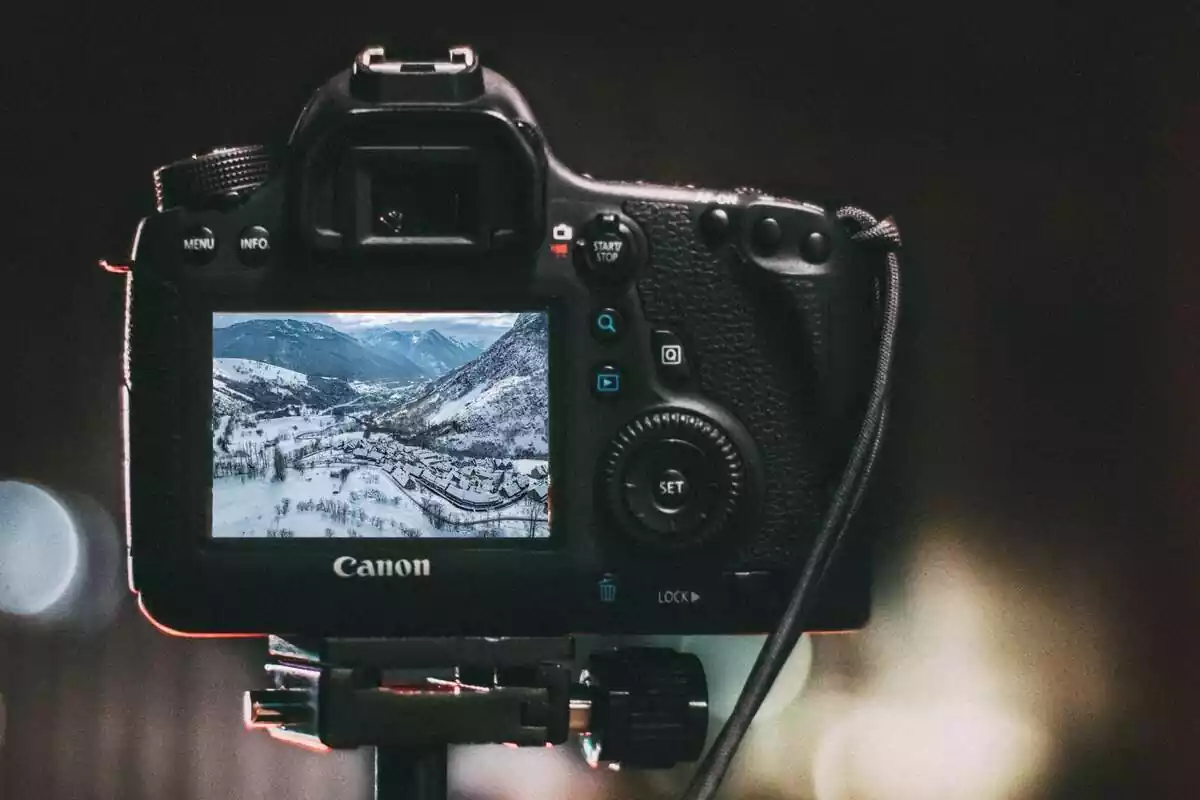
376 313 549 455
213 319 429 382
210 313 550 540
358 328 482 377
212 358 358 415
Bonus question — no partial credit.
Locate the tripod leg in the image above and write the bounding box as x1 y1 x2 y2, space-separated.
374 745 448 800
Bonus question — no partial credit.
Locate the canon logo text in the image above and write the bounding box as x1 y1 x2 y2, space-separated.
333 556 431 578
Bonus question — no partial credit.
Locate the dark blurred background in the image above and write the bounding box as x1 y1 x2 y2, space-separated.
0 4 1194 799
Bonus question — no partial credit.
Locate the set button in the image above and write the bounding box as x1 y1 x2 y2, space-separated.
623 439 715 536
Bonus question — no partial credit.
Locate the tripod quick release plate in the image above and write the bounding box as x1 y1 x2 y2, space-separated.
244 635 709 769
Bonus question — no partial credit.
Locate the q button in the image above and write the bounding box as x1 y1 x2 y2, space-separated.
591 307 624 342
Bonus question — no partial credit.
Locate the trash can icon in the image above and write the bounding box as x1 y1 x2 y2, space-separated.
598 574 617 603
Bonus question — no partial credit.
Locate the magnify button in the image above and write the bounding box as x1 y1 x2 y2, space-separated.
592 308 623 341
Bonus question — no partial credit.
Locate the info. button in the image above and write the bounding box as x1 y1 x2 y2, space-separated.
237 225 272 266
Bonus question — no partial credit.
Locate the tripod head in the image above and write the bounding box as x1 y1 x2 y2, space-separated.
244 636 710 798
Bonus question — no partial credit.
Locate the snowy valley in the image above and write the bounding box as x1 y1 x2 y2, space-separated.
210 314 550 539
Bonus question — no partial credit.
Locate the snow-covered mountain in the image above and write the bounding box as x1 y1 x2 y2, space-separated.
377 313 549 456
213 319 428 382
358 328 482 377
213 358 358 413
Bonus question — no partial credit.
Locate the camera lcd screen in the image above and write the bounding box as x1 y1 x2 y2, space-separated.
210 311 550 539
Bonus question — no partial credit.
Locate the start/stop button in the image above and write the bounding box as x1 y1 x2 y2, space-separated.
575 213 640 281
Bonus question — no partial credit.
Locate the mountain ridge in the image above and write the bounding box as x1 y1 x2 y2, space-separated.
213 319 427 382
375 312 549 457
357 327 483 378
212 357 358 414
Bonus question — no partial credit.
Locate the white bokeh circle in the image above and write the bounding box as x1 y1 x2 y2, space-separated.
0 480 81 616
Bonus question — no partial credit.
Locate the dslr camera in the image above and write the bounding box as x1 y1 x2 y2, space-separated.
113 45 889 638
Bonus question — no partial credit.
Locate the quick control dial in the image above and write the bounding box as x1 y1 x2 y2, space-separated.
600 410 744 550
153 145 273 211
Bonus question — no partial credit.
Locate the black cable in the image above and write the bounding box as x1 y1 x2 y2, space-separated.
679 210 902 800
815 400 890 592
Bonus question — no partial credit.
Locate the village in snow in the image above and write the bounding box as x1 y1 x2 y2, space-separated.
209 313 550 539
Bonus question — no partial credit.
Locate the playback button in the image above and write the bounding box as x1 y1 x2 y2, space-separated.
592 364 622 398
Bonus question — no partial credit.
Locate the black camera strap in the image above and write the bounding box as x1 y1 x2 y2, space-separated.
680 208 903 800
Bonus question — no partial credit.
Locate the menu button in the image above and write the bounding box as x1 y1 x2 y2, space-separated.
181 226 217 265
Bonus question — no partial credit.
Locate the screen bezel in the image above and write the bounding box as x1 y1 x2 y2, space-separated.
180 298 564 556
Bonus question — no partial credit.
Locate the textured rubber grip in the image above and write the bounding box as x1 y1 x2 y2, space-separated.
624 199 858 567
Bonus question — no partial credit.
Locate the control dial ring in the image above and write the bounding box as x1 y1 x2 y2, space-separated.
153 145 273 211
600 409 745 551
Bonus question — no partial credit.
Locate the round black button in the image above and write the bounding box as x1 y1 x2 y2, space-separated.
800 231 831 263
699 207 731 246
592 308 624 341
623 439 714 536
652 468 691 510
181 226 217 265
576 213 638 280
237 225 272 266
752 217 783 254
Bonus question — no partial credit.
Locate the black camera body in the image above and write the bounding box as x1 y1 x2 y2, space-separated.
118 46 882 638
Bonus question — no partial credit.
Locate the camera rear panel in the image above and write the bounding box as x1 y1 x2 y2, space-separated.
121 50 880 638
